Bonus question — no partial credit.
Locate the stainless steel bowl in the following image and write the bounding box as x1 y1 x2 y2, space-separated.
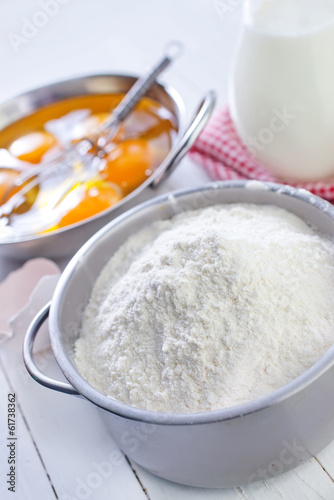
23 181 334 488
0 74 215 260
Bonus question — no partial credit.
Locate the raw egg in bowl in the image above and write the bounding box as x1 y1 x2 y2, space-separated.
0 74 214 259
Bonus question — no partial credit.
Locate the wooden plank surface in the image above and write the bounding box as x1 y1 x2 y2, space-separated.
0 364 57 500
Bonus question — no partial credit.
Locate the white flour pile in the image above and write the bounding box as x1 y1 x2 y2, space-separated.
75 204 334 412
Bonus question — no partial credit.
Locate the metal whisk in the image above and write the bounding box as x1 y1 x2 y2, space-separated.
0 41 184 227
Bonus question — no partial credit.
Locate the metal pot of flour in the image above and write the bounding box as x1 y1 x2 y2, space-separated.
23 181 334 488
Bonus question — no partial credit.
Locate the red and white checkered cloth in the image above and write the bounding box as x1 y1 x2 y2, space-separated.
189 107 334 201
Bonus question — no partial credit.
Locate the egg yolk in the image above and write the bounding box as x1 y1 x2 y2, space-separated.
9 131 57 164
57 179 122 228
100 138 155 193
0 95 177 236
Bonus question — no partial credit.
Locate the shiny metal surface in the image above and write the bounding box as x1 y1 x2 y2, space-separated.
1 47 182 223
0 74 213 259
151 90 215 187
23 181 334 488
23 302 79 396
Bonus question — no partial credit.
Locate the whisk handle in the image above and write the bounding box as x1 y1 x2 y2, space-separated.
101 41 184 132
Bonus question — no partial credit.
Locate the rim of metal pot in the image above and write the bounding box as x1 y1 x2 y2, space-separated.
50 180 334 425
0 72 186 245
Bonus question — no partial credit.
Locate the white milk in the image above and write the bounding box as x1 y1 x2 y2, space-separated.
229 0 334 181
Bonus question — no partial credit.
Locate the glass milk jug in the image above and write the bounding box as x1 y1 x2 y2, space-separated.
229 0 334 182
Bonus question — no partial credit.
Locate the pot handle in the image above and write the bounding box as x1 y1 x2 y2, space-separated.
151 89 216 188
23 302 80 396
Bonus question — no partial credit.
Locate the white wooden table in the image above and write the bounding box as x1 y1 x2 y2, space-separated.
1 1 334 498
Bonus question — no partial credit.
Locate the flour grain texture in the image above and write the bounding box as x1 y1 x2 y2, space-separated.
75 204 334 412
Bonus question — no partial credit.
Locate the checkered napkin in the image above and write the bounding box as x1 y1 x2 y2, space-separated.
189 107 334 201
